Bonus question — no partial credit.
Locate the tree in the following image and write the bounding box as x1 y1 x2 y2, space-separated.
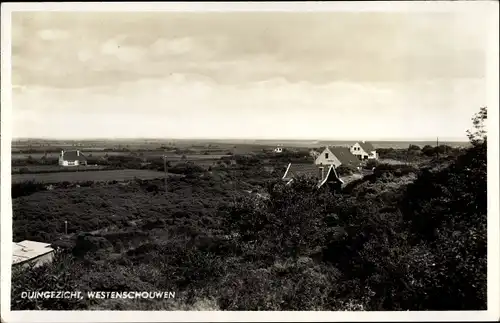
398 106 488 310
466 106 487 146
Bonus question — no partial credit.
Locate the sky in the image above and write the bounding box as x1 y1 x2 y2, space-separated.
11 9 492 141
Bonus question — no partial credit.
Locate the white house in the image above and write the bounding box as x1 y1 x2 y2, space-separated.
314 146 361 168
350 141 378 160
12 240 55 268
59 150 87 167
273 145 283 153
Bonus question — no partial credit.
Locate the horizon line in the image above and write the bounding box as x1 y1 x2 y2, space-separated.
11 137 469 142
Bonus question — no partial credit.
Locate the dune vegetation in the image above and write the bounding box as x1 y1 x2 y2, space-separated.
11 108 487 311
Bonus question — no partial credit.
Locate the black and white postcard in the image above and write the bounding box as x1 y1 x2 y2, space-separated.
1 2 499 322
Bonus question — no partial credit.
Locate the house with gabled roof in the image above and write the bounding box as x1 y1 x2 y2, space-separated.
59 150 87 167
350 141 378 160
314 146 361 168
280 146 365 191
282 163 344 190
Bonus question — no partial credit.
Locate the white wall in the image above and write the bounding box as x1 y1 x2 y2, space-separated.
350 143 378 160
314 147 342 168
368 151 378 159
350 143 367 159
15 251 55 269
59 159 79 167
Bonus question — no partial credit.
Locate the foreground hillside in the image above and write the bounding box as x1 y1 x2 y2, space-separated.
10 107 488 311
11 138 486 310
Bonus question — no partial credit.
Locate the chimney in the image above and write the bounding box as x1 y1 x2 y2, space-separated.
77 150 80 156
61 150 64 157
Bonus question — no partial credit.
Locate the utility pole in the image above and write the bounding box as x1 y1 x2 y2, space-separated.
64 221 68 235
163 154 168 195
436 137 439 161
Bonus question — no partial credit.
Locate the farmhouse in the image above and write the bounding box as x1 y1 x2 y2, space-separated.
282 163 344 190
59 150 87 166
350 141 378 160
314 146 361 168
12 240 55 268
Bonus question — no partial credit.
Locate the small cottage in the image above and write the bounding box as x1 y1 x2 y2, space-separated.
59 150 87 166
350 141 378 160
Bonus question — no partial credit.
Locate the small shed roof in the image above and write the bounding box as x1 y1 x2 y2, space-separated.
13 240 54 265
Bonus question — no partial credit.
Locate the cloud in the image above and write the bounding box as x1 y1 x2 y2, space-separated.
100 36 146 63
11 11 490 89
150 37 196 56
12 75 486 140
77 50 93 62
37 29 69 41
9 11 490 140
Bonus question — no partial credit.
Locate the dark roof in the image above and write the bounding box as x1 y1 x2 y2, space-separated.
328 147 360 167
61 150 87 162
318 165 343 188
282 163 343 188
283 163 321 181
358 141 375 152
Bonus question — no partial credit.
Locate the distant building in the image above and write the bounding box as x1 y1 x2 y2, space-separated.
282 163 344 190
274 145 283 153
314 146 361 168
350 141 378 160
59 150 87 166
12 240 55 268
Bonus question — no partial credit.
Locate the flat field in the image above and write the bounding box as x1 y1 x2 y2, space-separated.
11 152 231 160
12 165 108 173
12 169 167 184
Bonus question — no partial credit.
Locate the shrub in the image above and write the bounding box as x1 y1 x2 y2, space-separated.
11 250 87 310
364 159 379 169
12 181 47 198
336 165 356 176
72 234 114 257
168 162 205 176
